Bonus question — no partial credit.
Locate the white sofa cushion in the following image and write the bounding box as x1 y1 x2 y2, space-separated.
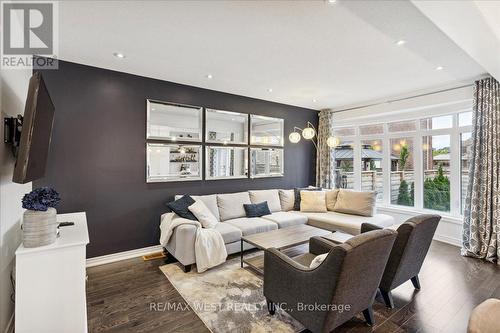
261 211 308 228
223 217 278 236
279 189 295 211
214 222 242 244
217 192 251 221
300 191 327 212
334 189 376 217
249 189 281 213
325 189 340 211
188 200 218 228
299 211 395 235
175 194 221 221
310 253 328 269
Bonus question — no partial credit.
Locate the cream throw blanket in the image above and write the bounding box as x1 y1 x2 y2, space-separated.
160 213 227 273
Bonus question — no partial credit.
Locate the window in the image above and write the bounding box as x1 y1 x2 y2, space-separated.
333 110 472 217
361 139 384 201
359 124 384 135
388 120 416 132
461 132 472 212
420 115 453 130
459 111 473 127
390 138 415 207
333 139 354 189
422 135 451 212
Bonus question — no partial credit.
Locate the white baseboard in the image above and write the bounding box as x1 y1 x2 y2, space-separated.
4 313 14 333
434 234 461 247
86 245 163 267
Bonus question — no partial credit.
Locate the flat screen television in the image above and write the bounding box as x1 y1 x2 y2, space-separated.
12 72 55 184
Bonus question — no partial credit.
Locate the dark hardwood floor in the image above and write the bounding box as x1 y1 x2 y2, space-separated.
86 241 500 333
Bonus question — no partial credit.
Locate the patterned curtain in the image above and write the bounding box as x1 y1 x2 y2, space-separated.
316 110 335 188
462 77 500 264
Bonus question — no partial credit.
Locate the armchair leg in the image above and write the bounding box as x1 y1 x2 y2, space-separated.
411 275 421 290
362 307 374 326
380 290 395 309
267 299 276 315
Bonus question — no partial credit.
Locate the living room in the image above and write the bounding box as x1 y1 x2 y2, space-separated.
1 1 499 333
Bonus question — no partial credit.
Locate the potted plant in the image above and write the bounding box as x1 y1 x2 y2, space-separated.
21 187 61 248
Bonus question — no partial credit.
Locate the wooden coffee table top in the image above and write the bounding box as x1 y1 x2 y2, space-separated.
241 224 332 250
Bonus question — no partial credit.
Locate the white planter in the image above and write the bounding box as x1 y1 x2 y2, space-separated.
22 208 58 248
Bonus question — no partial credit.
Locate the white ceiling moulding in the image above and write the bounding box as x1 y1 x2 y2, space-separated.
411 0 500 81
329 84 474 125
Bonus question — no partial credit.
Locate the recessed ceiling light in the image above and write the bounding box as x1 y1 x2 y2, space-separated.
206 74 213 79
113 52 125 59
327 0 337 3
267 88 273 93
396 40 406 46
435 66 444 71
312 98 317 103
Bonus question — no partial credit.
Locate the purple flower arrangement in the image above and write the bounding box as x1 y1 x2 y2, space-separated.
22 187 61 211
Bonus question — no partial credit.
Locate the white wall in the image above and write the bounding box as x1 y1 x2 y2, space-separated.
0 67 32 333
328 85 473 248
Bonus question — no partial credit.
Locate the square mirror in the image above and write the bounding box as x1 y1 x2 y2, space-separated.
250 148 284 178
206 146 248 180
250 115 284 146
147 100 202 141
146 143 201 182
206 109 248 144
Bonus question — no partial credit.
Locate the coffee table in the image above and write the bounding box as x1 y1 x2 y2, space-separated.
240 224 333 274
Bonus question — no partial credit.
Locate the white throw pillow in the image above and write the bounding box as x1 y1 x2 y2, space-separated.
188 200 218 228
309 253 328 269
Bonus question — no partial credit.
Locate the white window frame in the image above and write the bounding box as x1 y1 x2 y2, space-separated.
333 109 472 219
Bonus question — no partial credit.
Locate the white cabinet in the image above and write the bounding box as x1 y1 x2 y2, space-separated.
15 212 89 333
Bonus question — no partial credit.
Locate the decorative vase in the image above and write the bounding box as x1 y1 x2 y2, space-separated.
22 207 58 248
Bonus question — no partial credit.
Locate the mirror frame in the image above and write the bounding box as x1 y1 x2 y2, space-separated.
250 147 284 178
146 143 202 183
205 146 248 180
146 99 203 142
249 115 284 147
205 109 249 145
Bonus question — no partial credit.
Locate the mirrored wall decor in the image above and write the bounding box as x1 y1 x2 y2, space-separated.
206 146 248 180
146 100 203 141
205 109 248 145
146 143 202 182
250 115 284 146
250 148 284 178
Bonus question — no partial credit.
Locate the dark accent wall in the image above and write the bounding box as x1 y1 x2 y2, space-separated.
35 60 318 258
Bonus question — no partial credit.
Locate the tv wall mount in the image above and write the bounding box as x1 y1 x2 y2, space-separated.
4 115 23 157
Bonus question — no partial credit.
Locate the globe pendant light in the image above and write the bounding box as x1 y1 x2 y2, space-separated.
327 136 340 148
289 132 301 143
302 127 316 140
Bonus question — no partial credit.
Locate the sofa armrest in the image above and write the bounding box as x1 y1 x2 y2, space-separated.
361 222 383 234
309 236 337 255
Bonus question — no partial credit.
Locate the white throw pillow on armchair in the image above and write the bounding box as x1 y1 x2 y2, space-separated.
188 200 218 228
309 253 328 269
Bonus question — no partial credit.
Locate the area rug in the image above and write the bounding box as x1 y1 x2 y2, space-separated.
160 256 305 333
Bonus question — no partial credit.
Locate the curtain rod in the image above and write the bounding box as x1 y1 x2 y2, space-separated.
328 83 475 114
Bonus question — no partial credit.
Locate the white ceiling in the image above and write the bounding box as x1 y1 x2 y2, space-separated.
58 0 487 110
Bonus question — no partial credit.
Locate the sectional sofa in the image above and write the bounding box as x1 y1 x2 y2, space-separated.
163 189 395 271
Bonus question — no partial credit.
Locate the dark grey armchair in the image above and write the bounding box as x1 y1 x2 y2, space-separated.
263 229 397 333
361 214 441 308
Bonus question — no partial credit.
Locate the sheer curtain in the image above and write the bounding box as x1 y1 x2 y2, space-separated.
462 77 500 264
316 110 335 188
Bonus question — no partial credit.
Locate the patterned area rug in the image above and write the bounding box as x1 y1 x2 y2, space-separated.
160 256 305 333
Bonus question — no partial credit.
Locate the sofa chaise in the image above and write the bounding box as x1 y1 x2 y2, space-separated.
162 189 395 272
